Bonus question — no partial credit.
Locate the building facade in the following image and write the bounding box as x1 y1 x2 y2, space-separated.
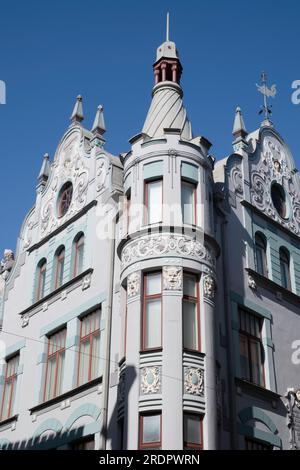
0 29 299 450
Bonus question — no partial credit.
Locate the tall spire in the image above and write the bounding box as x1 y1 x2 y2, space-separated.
70 95 84 124
92 105 106 136
232 107 247 139
166 12 170 41
37 153 50 188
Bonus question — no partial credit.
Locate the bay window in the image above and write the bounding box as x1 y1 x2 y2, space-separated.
142 272 162 350
183 273 200 351
145 179 162 225
139 413 161 450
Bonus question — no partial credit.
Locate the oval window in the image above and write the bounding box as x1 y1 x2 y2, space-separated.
271 183 287 219
58 182 73 218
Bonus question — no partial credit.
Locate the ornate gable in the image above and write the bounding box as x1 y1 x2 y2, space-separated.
249 127 300 236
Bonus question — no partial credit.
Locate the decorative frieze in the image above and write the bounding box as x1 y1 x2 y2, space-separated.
163 266 182 291
184 367 204 396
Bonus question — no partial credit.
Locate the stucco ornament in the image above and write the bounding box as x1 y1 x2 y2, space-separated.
0 249 14 281
140 367 161 395
163 266 182 290
203 275 216 300
231 165 243 195
285 388 300 449
127 272 140 298
82 273 91 291
40 130 89 237
248 275 257 290
250 135 300 235
96 156 111 193
184 367 204 396
121 234 215 271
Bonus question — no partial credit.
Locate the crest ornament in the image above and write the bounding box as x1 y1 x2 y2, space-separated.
140 367 161 395
184 367 204 396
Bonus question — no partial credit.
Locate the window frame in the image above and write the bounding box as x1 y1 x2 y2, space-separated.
255 232 268 278
73 234 84 278
181 179 197 225
0 354 19 422
142 271 162 352
77 311 101 386
43 328 67 402
238 308 265 387
279 247 291 290
183 412 204 450
58 182 73 218
182 272 201 352
36 259 47 301
139 412 162 450
54 246 65 290
144 178 163 225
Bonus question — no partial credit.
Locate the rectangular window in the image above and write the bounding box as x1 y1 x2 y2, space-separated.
181 180 197 225
78 310 101 386
145 179 162 225
183 413 203 450
142 272 162 350
239 309 264 387
44 329 67 401
139 413 161 450
245 438 272 450
183 273 200 351
0 354 19 421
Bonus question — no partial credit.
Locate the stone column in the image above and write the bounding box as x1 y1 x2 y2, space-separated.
161 265 183 449
202 274 218 450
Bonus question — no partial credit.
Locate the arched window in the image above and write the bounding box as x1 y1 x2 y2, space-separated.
54 246 65 289
73 233 84 277
36 259 47 301
279 247 291 290
255 233 268 277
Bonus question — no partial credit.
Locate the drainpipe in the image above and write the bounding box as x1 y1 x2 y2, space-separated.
101 208 117 450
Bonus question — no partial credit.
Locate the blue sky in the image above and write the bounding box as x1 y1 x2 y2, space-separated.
0 0 299 253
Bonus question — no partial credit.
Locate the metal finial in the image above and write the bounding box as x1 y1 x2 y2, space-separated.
166 12 170 41
256 71 277 122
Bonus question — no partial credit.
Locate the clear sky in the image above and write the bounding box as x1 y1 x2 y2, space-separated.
0 0 299 253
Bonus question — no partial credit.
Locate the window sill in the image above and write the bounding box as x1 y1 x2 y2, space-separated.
235 377 281 402
18 268 94 317
246 268 300 305
29 376 102 414
0 414 18 428
140 348 163 354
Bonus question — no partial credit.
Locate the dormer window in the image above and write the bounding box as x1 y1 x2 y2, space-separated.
58 182 73 218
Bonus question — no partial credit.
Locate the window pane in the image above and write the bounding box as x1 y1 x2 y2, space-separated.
147 180 162 224
183 275 196 297
91 333 101 380
183 300 198 350
145 299 161 349
56 353 65 397
256 247 264 275
280 259 289 289
78 339 91 386
250 339 263 386
181 182 195 224
239 334 250 381
184 414 201 445
1 381 13 420
142 414 161 443
146 273 161 295
45 356 57 401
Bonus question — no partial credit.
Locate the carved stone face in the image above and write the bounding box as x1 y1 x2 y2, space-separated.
295 389 300 403
163 266 182 290
127 272 140 297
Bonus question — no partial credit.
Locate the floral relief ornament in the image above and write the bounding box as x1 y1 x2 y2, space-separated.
184 367 204 396
140 367 161 395
203 275 216 300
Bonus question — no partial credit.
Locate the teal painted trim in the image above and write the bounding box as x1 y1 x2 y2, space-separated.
230 291 272 320
0 438 11 449
36 352 47 365
0 376 5 385
238 423 281 448
143 161 163 180
40 293 106 336
239 406 278 434
262 337 274 349
64 403 101 430
33 418 63 438
181 162 198 182
5 339 26 358
66 334 79 349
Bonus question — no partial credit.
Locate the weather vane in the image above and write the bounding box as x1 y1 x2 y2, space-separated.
256 72 277 121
